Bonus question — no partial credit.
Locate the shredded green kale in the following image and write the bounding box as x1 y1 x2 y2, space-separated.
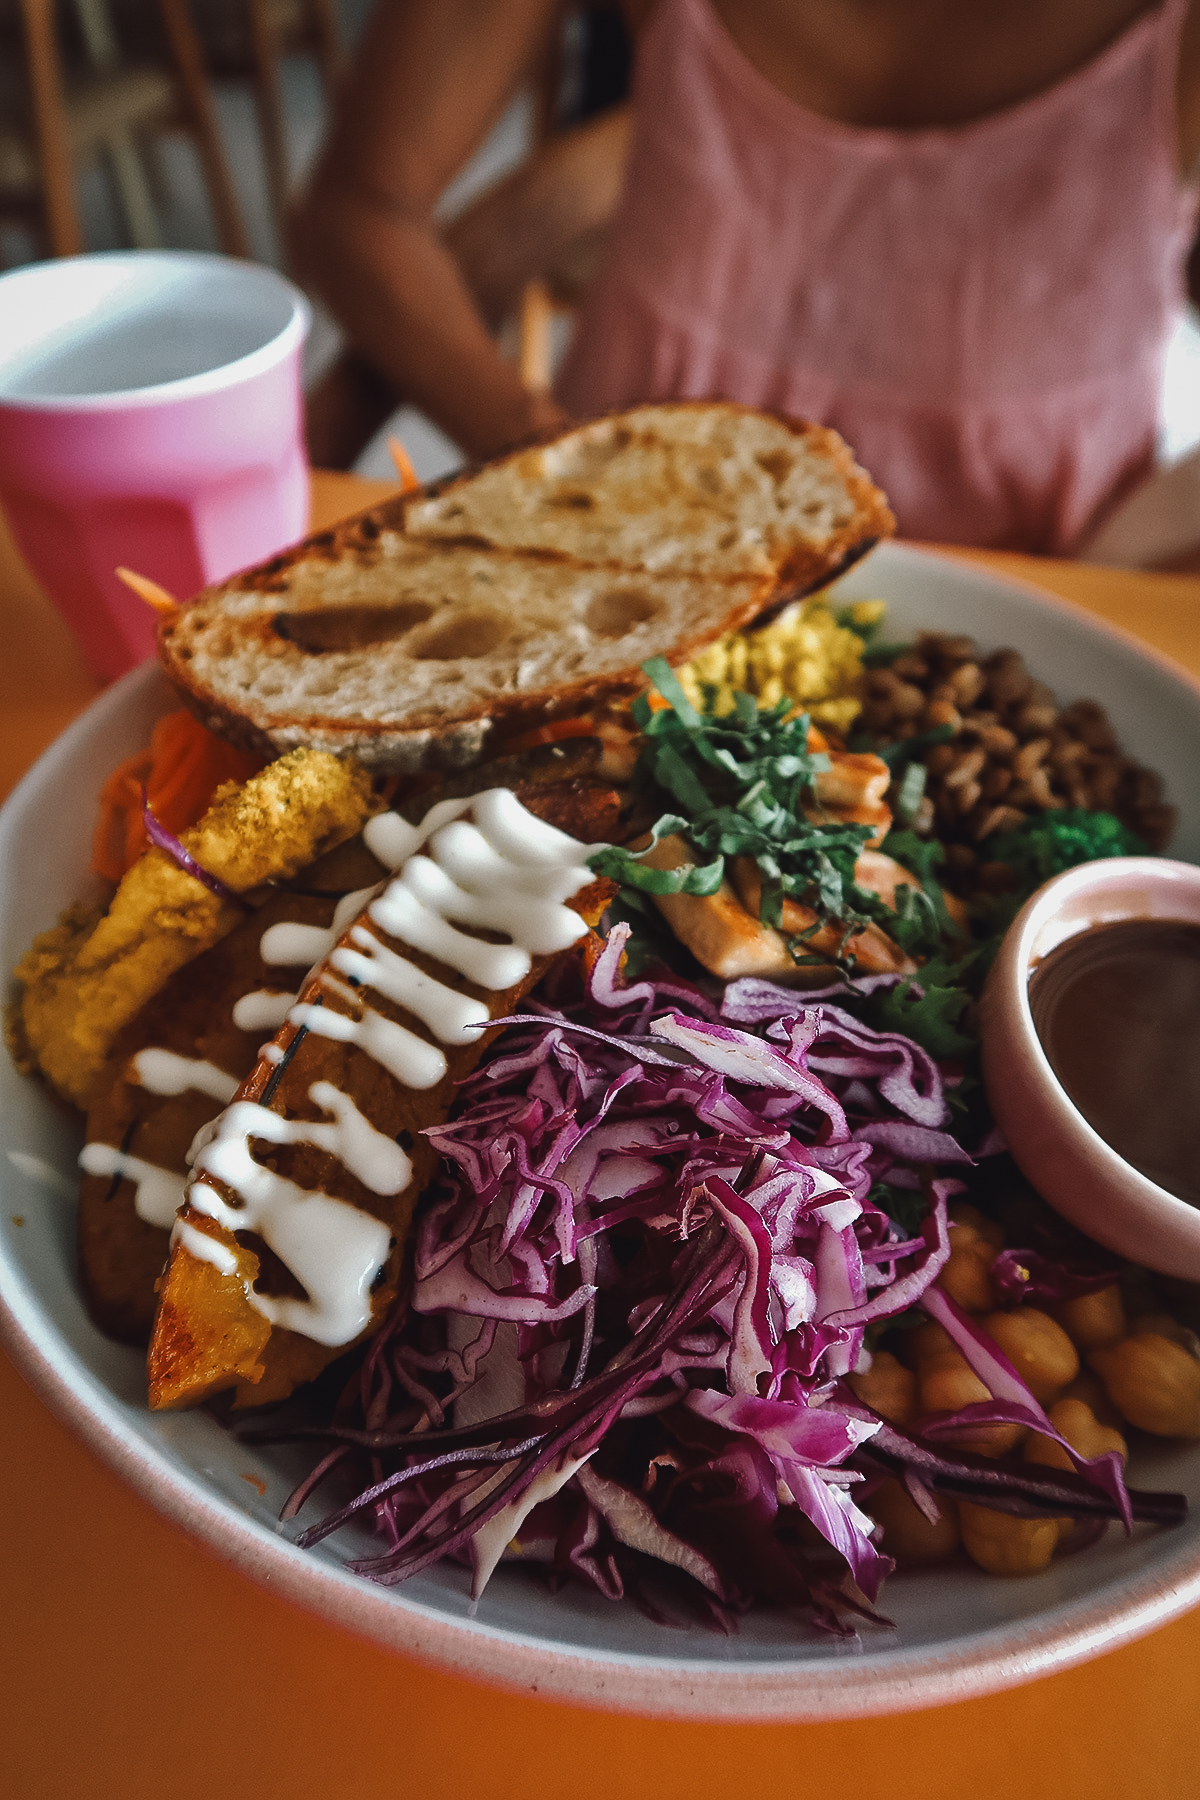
867 1181 930 1238
985 807 1147 890
867 952 976 1060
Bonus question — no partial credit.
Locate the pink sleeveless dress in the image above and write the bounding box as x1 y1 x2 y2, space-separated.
556 0 1199 552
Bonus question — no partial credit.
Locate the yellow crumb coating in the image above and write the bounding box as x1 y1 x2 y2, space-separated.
14 749 379 1110
678 596 885 735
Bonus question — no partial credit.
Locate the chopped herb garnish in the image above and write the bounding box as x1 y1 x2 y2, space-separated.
590 659 887 942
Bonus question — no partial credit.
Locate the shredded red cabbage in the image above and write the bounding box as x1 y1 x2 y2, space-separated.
140 785 244 907
988 1244 1126 1307
247 923 1177 1631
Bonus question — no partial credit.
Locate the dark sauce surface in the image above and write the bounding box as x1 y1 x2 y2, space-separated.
1029 918 1200 1207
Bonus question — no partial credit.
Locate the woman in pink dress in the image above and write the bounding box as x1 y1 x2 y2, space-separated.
293 1 1200 553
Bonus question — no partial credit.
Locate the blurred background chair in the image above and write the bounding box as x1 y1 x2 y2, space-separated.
0 0 249 261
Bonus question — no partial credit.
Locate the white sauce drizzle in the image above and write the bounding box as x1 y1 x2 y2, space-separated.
78 1141 185 1229
130 1048 239 1104
256 886 378 973
232 988 297 1033
330 924 490 1046
259 921 336 967
288 999 449 1089
186 1085 404 1344
180 790 602 1346
172 1217 238 1276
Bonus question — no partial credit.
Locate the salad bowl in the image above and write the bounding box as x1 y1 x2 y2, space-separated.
2 542 1200 1720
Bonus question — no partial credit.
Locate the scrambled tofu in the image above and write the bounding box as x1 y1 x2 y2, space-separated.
13 750 379 1110
678 595 885 736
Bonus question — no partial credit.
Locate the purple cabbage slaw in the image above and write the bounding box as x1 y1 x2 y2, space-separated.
250 929 1181 1632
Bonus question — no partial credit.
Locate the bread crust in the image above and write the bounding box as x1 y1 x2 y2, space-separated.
157 404 894 774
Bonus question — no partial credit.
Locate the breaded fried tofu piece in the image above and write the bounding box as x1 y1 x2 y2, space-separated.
15 749 379 1110
79 833 388 1343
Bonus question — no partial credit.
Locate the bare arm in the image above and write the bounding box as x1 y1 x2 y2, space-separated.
290 0 569 458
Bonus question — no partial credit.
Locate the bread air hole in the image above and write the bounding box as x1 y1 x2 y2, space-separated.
545 425 632 480
584 587 661 639
756 449 794 484
546 487 597 509
272 601 435 653
409 610 508 660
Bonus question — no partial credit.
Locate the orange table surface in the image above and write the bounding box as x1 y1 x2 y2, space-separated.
3 473 1200 1799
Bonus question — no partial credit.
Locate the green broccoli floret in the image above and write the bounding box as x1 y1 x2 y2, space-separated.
987 809 1147 895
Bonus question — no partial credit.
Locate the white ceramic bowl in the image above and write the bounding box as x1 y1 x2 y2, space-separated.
3 544 1200 1720
981 857 1200 1279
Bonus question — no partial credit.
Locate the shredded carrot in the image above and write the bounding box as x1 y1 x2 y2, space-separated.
494 717 599 756
387 436 421 493
91 711 267 881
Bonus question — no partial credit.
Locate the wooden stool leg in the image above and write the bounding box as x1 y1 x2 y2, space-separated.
19 0 82 256
518 278 555 395
304 0 343 94
70 0 162 247
155 0 251 258
105 133 162 247
244 0 291 241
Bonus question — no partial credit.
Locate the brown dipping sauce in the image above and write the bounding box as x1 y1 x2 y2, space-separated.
1029 918 1200 1206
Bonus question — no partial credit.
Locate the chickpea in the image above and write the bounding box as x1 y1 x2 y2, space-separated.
1025 1396 1127 1469
936 1231 997 1312
905 1319 956 1365
1023 1397 1127 1546
1059 1369 1124 1430
1088 1333 1200 1438
959 1501 1060 1576
864 1476 960 1562
848 1352 917 1427
918 1351 1025 1455
1128 1312 1200 1357
1051 1285 1126 1353
981 1308 1079 1405
948 1203 1005 1251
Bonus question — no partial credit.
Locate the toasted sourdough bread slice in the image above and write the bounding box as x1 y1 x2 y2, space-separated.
147 781 618 1411
158 530 773 772
403 404 893 582
157 404 892 775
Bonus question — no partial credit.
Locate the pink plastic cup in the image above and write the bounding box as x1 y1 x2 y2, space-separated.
0 251 310 680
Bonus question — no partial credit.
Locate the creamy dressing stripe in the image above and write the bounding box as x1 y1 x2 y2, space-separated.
187 1087 402 1345
330 924 490 1047
78 1141 185 1229
233 988 297 1033
172 1217 239 1276
288 999 449 1089
130 1048 239 1104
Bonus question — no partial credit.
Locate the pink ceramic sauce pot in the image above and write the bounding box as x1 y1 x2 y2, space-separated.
0 252 309 680
980 855 1200 1280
